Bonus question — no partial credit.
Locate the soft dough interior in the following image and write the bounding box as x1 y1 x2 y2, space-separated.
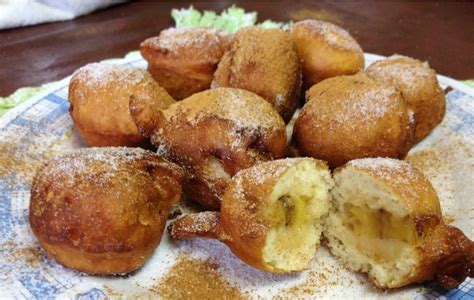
262 160 332 271
325 167 419 288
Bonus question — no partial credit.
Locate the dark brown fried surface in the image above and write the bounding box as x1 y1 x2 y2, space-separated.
168 211 227 241
141 27 231 100
29 147 183 275
422 225 474 289
294 73 414 168
130 88 287 209
212 26 301 122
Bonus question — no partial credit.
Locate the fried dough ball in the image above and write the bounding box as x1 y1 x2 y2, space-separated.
365 55 446 142
140 27 231 100
169 158 333 273
69 63 175 147
29 147 184 275
291 19 364 88
212 26 302 122
325 158 474 289
130 87 287 209
293 73 414 168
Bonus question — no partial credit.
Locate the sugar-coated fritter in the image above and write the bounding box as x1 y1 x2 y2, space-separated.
366 55 446 142
68 63 175 147
212 26 302 122
130 87 287 209
29 147 183 275
141 27 231 100
169 158 333 273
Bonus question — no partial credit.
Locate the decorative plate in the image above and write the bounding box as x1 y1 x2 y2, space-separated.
0 53 473 299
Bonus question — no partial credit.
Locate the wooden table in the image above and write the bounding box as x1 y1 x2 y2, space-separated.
0 1 473 97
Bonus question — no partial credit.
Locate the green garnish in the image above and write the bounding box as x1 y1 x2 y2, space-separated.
171 5 291 32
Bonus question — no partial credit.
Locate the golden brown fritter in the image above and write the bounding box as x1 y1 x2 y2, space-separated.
212 26 302 122
169 158 333 273
293 73 414 168
29 147 183 275
141 27 232 100
68 63 175 147
291 19 364 88
366 55 446 142
325 158 474 289
129 87 287 209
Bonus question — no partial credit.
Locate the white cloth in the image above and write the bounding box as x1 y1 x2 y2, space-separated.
0 0 125 30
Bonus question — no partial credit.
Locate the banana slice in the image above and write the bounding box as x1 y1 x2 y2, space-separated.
168 158 333 273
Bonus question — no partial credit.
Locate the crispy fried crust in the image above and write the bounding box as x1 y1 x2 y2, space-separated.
343 158 441 216
167 211 229 241
291 19 364 88
68 63 175 147
219 159 302 273
332 158 473 289
130 88 287 209
294 73 414 168
420 225 474 289
29 147 183 275
212 26 302 122
365 55 446 142
169 158 329 273
140 27 231 100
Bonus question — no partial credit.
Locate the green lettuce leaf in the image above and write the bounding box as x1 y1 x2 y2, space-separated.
170 5 291 32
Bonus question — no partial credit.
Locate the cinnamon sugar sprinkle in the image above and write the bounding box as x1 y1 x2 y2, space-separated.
143 27 230 56
0 132 70 185
155 255 245 300
1 240 43 269
278 258 352 298
407 132 473 220
162 88 284 130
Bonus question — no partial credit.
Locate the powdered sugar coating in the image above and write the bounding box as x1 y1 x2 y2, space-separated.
162 88 285 131
366 55 440 97
295 73 413 168
145 27 230 52
140 27 232 100
348 157 419 182
69 62 175 146
34 147 182 191
365 54 446 142
306 74 401 126
141 27 231 64
233 157 307 187
335 85 400 122
295 19 363 52
345 157 441 215
229 158 327 204
71 63 148 90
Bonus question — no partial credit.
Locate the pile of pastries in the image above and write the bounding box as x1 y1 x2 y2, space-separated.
29 19 472 291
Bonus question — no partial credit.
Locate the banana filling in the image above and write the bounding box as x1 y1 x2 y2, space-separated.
341 203 418 263
262 161 331 271
277 195 310 227
325 170 421 287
